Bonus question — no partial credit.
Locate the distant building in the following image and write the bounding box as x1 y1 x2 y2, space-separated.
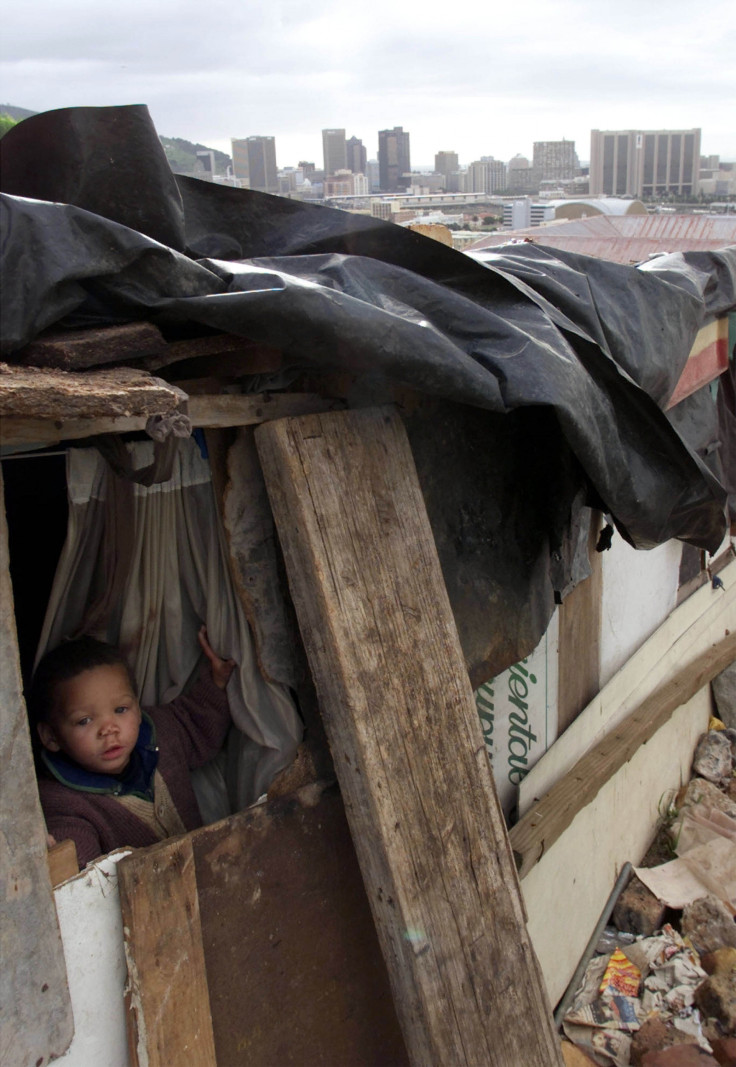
378 127 411 192
466 157 506 194
195 150 216 181
322 129 347 178
589 129 701 198
366 159 380 193
231 136 278 193
299 161 317 177
507 155 541 194
502 199 554 229
434 151 459 186
346 136 367 175
533 140 579 182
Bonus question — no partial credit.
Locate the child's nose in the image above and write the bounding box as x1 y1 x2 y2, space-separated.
100 717 118 734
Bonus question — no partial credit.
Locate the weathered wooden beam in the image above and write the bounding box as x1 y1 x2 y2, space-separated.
255 406 563 1067
0 468 74 1065
47 839 79 888
0 391 343 447
510 627 736 880
117 836 216 1067
556 515 602 735
14 322 167 370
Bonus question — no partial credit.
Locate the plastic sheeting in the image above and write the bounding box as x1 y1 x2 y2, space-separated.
0 109 734 570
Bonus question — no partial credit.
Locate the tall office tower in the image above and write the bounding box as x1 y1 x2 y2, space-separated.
378 127 411 192
231 136 278 193
532 140 579 182
346 136 367 174
507 154 540 194
466 157 506 194
322 129 347 177
590 129 701 197
435 151 459 183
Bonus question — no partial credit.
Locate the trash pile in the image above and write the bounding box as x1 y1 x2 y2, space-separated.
560 662 736 1066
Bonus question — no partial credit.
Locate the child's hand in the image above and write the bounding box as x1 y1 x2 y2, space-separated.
198 626 236 690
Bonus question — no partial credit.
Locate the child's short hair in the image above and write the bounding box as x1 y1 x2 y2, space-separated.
28 637 135 727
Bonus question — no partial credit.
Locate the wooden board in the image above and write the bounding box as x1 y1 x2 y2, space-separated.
520 685 712 1007
556 515 602 735
256 406 563 1067
0 390 341 447
117 836 216 1067
222 427 301 686
196 784 409 1067
47 839 79 887
0 468 74 1066
520 556 736 813
510 628 736 879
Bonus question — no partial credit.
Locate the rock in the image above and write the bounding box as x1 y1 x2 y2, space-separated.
710 1036 736 1066
682 896 736 956
692 731 733 783
613 874 667 936
713 661 736 730
631 1015 698 1065
641 1045 719 1064
641 1046 719 1065
701 948 736 977
724 729 736 760
679 779 736 821
695 968 736 1035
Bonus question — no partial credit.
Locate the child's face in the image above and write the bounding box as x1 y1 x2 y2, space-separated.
37 664 142 776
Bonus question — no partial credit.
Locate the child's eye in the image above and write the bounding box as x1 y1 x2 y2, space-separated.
76 717 91 727
114 706 129 715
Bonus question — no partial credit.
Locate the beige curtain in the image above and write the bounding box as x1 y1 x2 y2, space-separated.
37 437 302 820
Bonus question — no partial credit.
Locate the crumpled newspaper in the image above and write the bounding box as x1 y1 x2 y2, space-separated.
563 925 711 1065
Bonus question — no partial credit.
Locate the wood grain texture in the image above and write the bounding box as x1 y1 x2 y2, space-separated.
47 839 79 888
511 628 736 879
256 406 562 1067
0 468 74 1066
557 515 602 736
222 427 300 686
118 836 216 1067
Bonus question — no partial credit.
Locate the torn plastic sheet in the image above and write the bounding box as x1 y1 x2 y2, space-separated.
0 106 734 563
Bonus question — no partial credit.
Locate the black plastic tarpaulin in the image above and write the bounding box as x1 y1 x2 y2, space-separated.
1 106 735 678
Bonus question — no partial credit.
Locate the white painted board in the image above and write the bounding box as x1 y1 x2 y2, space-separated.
52 851 132 1067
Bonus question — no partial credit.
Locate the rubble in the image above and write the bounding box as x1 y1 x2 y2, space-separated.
712 663 736 731
682 898 736 957
614 877 668 937
692 732 735 785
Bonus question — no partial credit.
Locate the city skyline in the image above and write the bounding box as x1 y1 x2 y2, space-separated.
2 0 734 166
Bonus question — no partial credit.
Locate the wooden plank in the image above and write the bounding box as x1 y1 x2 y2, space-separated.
195 784 409 1067
520 556 736 812
15 323 167 370
221 427 300 685
557 515 602 735
0 391 342 447
47 839 79 887
117 836 216 1067
256 406 563 1067
0 467 74 1065
666 317 730 410
522 685 711 1007
510 628 736 880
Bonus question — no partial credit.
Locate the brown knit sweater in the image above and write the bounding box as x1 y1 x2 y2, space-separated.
38 672 231 866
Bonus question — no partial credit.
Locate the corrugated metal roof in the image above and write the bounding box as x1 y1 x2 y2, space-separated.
467 214 736 264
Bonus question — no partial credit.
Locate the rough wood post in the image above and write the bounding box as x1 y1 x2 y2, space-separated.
0 467 74 1065
256 407 563 1067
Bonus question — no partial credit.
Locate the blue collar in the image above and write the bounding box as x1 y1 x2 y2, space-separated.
40 712 159 800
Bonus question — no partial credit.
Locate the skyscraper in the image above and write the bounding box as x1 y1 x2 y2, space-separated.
434 151 459 184
322 129 347 177
378 127 411 192
346 136 367 175
466 157 506 194
532 140 579 182
590 129 701 198
231 136 278 193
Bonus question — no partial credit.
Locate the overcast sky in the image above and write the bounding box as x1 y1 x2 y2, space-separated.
2 0 735 168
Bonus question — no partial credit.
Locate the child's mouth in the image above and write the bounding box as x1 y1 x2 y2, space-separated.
102 746 124 760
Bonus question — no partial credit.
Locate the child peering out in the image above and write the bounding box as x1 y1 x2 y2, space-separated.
29 627 234 866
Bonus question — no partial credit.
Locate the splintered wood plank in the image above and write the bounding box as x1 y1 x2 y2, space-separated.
47 839 79 887
557 516 602 735
510 628 736 880
0 468 74 1066
117 837 216 1067
256 406 563 1067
